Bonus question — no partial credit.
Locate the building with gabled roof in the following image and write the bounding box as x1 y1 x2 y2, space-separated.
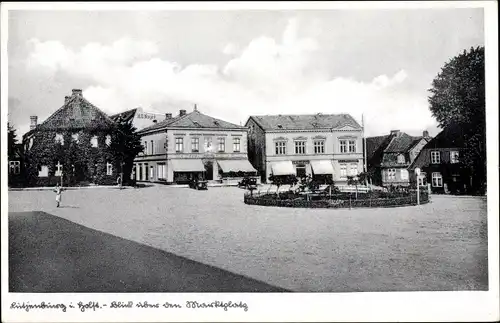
134 105 257 184
409 124 471 194
364 129 431 187
245 113 364 183
22 89 118 186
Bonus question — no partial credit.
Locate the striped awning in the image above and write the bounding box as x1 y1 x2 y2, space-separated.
169 159 205 172
271 161 295 176
217 160 257 173
310 160 334 175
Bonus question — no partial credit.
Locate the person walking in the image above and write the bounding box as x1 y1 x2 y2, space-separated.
53 183 63 208
117 174 122 189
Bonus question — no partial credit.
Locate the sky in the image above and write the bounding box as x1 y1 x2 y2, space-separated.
7 8 484 137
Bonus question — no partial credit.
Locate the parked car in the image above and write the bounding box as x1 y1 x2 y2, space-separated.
189 178 208 190
238 177 257 190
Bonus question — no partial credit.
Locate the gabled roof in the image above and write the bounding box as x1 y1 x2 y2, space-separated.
365 135 391 162
423 123 465 149
110 108 137 123
34 90 115 133
384 133 423 153
139 109 246 134
248 114 362 131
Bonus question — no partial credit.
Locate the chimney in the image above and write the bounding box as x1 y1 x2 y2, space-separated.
423 130 429 138
64 96 70 104
72 89 83 97
165 113 172 119
30 116 38 130
194 104 198 112
390 129 401 136
179 109 186 116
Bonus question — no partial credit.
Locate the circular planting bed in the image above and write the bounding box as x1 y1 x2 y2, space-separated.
244 190 430 208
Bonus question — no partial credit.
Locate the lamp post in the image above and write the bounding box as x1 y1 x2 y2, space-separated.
415 167 421 206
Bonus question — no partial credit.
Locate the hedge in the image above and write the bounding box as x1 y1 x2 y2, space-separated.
244 191 429 209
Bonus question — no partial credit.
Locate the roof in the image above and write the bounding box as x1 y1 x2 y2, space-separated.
384 133 423 153
423 123 465 149
365 135 391 162
248 114 362 131
139 109 246 134
110 108 137 123
30 91 115 134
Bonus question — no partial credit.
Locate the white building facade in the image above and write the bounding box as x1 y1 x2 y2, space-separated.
246 114 364 183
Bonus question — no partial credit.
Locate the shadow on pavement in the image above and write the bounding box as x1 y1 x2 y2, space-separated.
9 211 288 293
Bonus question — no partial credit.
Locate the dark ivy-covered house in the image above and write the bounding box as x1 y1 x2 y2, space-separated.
409 124 471 194
22 89 118 187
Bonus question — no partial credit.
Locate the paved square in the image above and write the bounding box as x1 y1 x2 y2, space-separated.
9 186 488 292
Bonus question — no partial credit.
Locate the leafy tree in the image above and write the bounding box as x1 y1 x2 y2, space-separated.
109 120 143 185
8 123 18 159
428 46 485 193
268 174 298 195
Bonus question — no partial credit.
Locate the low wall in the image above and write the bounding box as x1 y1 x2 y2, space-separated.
244 191 430 209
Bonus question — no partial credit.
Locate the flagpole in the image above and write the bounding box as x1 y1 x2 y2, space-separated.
362 114 368 186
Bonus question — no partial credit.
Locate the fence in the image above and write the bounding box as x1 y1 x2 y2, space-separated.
244 190 430 209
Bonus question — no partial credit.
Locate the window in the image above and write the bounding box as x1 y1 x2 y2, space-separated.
432 172 443 187
275 141 286 155
387 168 396 180
191 137 199 152
175 137 184 152
90 136 98 148
157 164 166 179
55 161 63 176
144 141 148 155
348 140 356 153
295 141 306 154
55 133 64 145
400 169 409 180
106 162 113 176
349 164 358 176
72 133 79 143
218 137 225 152
9 161 20 174
106 135 111 146
151 140 154 155
150 166 154 179
233 137 241 152
431 151 441 164
450 151 459 164
397 154 406 164
38 165 49 177
340 164 347 178
314 140 325 154
204 137 212 152
340 140 348 153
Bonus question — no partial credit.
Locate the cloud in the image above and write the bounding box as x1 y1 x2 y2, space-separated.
24 18 436 136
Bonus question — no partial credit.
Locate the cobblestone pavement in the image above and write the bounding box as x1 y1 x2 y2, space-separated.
9 187 488 292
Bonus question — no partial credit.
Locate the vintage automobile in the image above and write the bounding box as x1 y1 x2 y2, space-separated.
189 178 208 190
238 177 258 190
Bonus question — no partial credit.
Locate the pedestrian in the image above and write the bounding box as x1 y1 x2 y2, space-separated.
117 174 122 189
53 183 63 208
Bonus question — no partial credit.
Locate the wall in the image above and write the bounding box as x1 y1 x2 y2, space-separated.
381 167 411 187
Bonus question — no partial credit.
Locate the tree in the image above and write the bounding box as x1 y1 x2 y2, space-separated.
109 121 143 185
8 123 18 159
268 174 298 195
428 46 486 193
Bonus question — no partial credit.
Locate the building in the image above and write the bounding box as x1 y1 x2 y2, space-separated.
22 89 117 186
365 130 431 187
245 113 364 184
110 107 169 131
134 106 257 184
410 124 470 194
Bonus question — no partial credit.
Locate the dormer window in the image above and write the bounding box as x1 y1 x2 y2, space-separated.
397 154 405 164
277 124 283 129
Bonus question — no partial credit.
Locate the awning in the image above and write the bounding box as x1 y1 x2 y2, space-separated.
169 159 205 172
217 159 257 173
271 161 295 176
310 160 334 175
